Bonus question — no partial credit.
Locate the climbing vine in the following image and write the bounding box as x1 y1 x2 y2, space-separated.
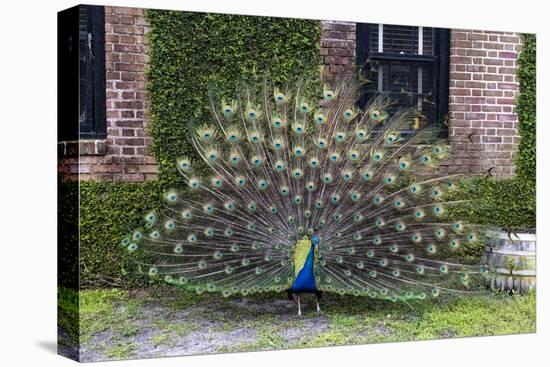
146 10 322 186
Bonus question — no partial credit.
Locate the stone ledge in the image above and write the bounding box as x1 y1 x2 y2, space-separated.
58 140 108 157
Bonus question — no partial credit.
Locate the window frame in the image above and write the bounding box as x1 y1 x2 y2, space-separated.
356 23 450 134
79 5 107 140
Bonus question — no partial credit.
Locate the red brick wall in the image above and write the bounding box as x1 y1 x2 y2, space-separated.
58 6 158 182
445 30 523 178
320 21 356 80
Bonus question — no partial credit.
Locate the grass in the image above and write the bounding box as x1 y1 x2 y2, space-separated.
58 286 536 361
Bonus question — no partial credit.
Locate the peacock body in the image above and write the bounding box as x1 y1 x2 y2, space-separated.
122 76 483 313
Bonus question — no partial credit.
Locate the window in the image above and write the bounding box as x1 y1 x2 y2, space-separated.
356 23 450 133
79 5 106 139
58 5 106 141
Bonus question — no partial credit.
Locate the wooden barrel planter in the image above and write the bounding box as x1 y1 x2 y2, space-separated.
482 229 536 293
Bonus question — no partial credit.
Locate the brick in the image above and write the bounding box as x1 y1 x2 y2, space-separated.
483 58 504 66
464 97 486 104
112 120 144 128
498 51 517 59
497 114 517 122
483 74 503 82
497 129 516 136
499 35 520 43
466 49 487 57
139 165 159 174
450 72 471 81
119 16 136 25
450 88 471 96
482 42 504 50
465 112 486 120
450 56 472 64
467 33 488 41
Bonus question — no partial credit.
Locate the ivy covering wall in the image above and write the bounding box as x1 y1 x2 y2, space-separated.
146 10 322 186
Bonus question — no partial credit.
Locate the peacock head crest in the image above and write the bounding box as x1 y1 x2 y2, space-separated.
311 234 320 246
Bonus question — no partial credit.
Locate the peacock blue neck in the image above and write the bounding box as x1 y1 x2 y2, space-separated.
291 244 317 293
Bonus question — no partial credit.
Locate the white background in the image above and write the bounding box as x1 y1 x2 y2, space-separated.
0 0 547 366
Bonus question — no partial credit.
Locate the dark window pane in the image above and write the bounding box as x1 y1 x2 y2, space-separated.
369 24 435 56
365 60 435 121
383 25 418 54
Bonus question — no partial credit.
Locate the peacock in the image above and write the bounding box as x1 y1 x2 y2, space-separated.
121 75 485 315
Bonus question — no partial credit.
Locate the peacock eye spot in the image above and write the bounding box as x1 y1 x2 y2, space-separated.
371 110 380 120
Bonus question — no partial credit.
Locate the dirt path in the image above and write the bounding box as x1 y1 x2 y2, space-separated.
57 288 536 362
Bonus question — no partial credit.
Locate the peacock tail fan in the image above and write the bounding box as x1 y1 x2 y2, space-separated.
122 75 488 300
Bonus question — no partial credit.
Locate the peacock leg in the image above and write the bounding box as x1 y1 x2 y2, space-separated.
316 297 321 315
297 295 302 316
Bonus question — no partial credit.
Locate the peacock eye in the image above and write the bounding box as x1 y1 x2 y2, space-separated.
300 102 310 113
247 109 257 120
370 110 380 120
275 92 285 103
343 109 353 119
324 90 334 100
178 159 191 171
315 114 326 124
223 105 234 115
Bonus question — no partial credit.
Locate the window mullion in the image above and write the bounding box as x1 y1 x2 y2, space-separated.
378 24 384 92
417 26 423 111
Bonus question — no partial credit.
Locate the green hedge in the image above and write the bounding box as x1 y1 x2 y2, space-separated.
78 181 164 287
515 34 536 182
448 177 535 231
146 10 322 186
